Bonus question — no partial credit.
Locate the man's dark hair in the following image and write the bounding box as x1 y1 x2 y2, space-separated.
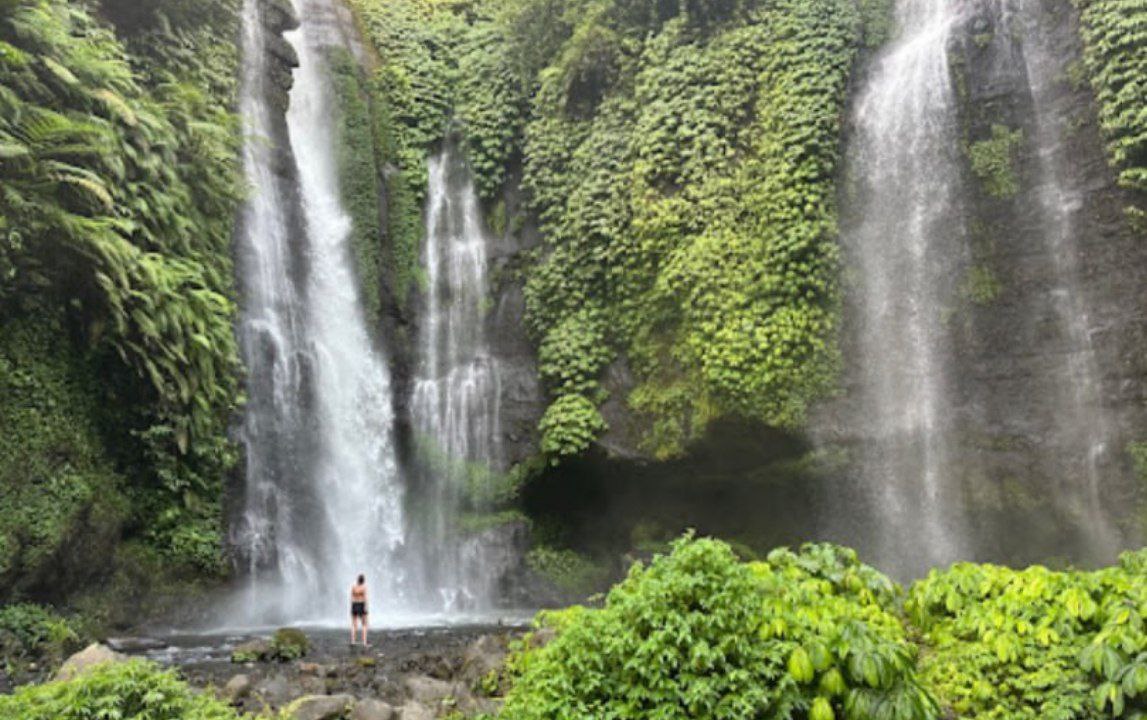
357 574 365 585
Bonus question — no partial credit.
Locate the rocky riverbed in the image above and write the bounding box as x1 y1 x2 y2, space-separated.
45 624 535 719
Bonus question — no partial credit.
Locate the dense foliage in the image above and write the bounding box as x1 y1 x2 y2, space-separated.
1073 0 1147 224
498 537 936 720
0 0 243 590
0 658 246 720
342 0 872 460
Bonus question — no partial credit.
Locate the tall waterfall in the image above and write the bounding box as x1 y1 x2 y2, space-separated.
232 0 404 624
843 0 970 575
1011 0 1120 558
408 144 509 611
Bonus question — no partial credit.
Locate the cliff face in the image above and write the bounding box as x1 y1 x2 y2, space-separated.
947 0 1147 563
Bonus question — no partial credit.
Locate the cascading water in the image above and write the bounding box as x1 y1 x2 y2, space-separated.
408 144 509 611
1009 0 1120 559
232 0 404 624
842 0 970 575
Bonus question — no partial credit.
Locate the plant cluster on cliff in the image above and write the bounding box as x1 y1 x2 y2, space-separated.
1073 0 1147 225
0 0 243 592
343 0 873 461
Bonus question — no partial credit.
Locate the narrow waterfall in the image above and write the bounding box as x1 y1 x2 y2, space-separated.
1012 0 1120 558
232 0 404 624
409 144 508 611
843 0 970 575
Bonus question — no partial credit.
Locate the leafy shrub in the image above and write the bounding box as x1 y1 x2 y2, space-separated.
969 124 1024 198
271 627 310 661
501 536 937 720
538 393 607 459
0 603 81 666
908 550 1147 719
0 658 244 719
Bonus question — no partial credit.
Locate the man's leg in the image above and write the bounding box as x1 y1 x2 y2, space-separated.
363 615 369 647
351 615 357 645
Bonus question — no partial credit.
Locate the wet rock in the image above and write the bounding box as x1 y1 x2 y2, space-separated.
397 703 434 720
459 634 507 689
105 637 166 653
351 698 396 720
55 643 127 681
272 628 310 660
284 694 354 720
222 673 252 703
298 661 323 675
254 673 295 707
404 674 454 705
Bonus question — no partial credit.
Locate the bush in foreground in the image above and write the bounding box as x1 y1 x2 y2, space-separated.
498 536 936 720
0 659 244 720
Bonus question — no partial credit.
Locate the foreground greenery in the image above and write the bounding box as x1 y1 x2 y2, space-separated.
0 0 242 596
492 537 1147 720
4 537 1147 719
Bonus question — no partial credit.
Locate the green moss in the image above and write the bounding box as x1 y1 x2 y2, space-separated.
969 124 1024 198
271 627 309 661
525 545 608 596
960 265 1003 305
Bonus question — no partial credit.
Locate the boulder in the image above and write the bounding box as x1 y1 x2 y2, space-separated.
271 627 309 660
284 694 354 720
221 673 252 703
398 703 435 720
254 673 295 707
54 643 127 681
403 674 454 705
351 698 397 720
459 634 508 690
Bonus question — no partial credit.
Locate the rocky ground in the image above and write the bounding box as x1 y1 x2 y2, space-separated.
15 624 536 719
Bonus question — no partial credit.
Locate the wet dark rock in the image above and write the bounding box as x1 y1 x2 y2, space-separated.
105 637 166 653
231 638 272 663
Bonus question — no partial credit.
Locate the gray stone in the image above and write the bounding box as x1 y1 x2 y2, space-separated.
255 673 295 707
398 703 435 720
222 674 252 703
54 643 127 681
285 694 355 720
459 634 507 688
403 674 454 705
351 698 396 720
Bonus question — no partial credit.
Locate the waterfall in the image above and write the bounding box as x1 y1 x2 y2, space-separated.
231 0 404 624
842 0 971 575
408 144 509 611
1010 0 1120 559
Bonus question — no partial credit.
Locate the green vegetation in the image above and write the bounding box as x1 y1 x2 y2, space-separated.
499 537 936 720
961 265 1003 305
343 0 864 459
1073 0 1147 223
0 659 245 720
969 124 1024 199
0 0 243 590
489 536 1147 720
270 627 310 661
0 603 82 673
909 552 1147 719
525 545 608 596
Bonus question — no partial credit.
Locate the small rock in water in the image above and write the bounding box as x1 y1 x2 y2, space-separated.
351 698 396 720
55 643 127 681
105 637 166 653
221 674 252 703
284 693 354 720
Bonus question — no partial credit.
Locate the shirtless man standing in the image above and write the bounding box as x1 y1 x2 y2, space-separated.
350 574 369 646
